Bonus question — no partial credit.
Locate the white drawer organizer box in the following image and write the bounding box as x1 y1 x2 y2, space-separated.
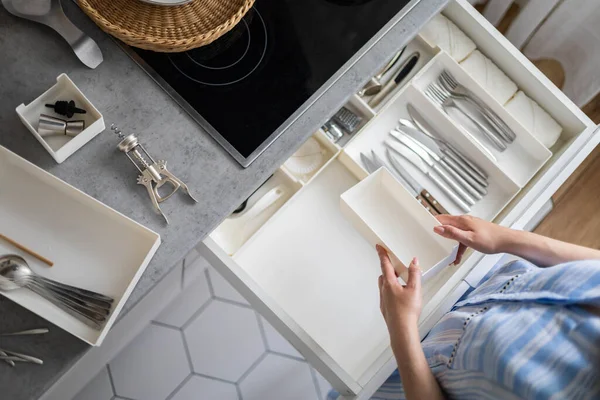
199 0 599 398
0 146 160 346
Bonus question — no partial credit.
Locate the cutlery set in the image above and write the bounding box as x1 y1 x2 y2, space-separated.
361 103 489 215
425 70 516 157
0 255 114 329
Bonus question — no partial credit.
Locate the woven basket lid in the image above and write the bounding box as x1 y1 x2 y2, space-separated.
78 0 255 53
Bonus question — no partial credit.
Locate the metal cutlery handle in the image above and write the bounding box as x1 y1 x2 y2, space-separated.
442 146 488 185
27 284 103 329
0 351 14 367
420 190 448 215
431 164 476 206
31 282 109 318
441 158 487 196
453 86 516 142
426 171 471 213
0 349 43 365
452 99 507 151
32 278 113 310
439 159 483 200
464 96 515 143
38 282 111 314
34 276 114 303
0 328 49 337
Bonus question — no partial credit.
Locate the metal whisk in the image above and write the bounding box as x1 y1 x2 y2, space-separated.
111 125 198 224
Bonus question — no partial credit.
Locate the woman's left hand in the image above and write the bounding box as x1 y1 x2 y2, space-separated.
377 245 422 336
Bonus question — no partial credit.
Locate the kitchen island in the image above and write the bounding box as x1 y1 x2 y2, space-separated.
0 0 447 398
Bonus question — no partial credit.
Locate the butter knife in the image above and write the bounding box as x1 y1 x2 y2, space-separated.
394 125 487 196
385 141 471 213
407 103 490 181
388 132 477 206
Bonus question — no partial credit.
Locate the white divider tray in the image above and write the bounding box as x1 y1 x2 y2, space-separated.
0 145 160 346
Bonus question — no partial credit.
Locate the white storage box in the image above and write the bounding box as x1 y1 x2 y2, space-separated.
0 145 160 345
16 74 105 164
341 168 458 282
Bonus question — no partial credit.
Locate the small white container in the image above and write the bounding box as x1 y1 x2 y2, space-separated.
341 168 458 282
16 74 105 164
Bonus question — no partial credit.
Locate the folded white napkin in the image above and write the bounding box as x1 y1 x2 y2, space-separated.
505 91 562 148
419 14 476 62
460 50 518 105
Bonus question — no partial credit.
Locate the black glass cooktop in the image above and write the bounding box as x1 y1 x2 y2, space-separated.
130 0 416 167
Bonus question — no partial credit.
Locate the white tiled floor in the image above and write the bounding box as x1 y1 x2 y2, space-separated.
73 254 332 400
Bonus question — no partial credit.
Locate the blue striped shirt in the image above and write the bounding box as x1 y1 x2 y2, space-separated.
355 259 600 400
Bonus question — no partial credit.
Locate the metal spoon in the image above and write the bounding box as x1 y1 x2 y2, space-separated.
0 255 114 303
0 255 108 328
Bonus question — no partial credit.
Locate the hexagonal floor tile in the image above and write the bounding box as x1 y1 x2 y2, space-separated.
183 252 209 288
207 267 249 304
73 366 113 400
155 268 211 327
109 324 190 400
184 300 264 381
240 354 319 400
260 317 302 358
171 375 239 400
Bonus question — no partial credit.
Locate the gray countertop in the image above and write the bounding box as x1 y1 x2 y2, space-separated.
0 0 447 398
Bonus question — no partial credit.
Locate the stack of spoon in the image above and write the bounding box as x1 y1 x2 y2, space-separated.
0 255 114 329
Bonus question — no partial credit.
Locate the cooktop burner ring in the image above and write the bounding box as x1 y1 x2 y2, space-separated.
167 8 268 87
185 19 251 71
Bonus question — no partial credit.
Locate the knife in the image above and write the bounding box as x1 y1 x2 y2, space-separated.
393 125 488 197
369 52 420 108
384 149 447 215
360 151 440 215
388 131 477 206
407 104 490 182
385 141 471 213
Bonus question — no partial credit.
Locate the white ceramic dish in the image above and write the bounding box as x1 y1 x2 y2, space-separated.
0 145 160 346
16 74 105 164
341 168 457 282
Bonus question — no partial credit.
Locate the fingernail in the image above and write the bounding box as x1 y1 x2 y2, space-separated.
433 226 444 234
412 257 419 265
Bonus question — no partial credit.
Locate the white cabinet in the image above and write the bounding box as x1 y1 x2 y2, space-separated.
198 1 599 398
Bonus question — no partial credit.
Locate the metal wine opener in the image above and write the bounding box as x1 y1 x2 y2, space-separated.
112 125 197 223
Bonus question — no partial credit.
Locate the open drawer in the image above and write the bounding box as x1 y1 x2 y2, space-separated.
199 0 599 398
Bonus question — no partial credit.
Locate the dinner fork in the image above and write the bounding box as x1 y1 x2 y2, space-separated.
439 70 516 143
425 83 507 152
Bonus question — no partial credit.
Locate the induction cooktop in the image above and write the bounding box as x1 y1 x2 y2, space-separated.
127 0 419 167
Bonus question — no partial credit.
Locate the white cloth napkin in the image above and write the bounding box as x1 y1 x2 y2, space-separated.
419 14 476 62
505 91 562 148
461 50 518 105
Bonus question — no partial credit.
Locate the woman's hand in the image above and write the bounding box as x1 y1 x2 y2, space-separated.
377 245 422 336
433 215 510 264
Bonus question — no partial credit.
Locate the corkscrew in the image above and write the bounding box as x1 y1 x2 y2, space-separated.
112 124 197 224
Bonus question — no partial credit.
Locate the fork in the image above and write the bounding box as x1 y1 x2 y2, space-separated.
425 83 507 152
439 71 516 143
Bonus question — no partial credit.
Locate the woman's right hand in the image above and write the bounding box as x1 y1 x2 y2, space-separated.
433 215 510 264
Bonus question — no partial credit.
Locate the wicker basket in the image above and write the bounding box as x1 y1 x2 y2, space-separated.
78 0 255 52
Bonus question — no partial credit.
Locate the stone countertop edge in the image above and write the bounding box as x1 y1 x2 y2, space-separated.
0 0 448 398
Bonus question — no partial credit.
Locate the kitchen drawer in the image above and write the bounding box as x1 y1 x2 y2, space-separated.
198 1 599 398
